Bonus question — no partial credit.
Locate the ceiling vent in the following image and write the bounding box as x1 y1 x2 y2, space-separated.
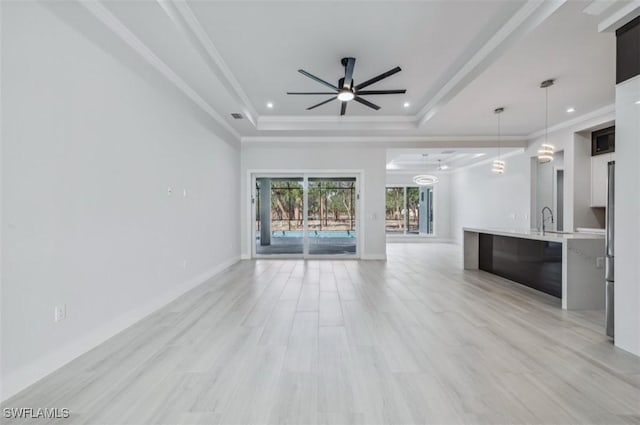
230 113 243 119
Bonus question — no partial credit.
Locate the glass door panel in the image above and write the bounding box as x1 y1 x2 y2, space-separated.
422 187 434 234
255 177 304 255
385 187 405 233
407 187 420 234
385 186 434 235
307 177 356 255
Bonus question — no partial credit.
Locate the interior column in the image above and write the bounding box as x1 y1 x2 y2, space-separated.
259 178 271 246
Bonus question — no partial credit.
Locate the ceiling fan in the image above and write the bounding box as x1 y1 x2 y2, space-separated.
287 57 406 116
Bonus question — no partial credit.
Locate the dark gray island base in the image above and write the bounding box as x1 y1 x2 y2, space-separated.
479 233 562 298
463 227 605 310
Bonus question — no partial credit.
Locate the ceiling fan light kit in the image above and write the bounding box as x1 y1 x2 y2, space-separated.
287 57 406 116
337 90 355 102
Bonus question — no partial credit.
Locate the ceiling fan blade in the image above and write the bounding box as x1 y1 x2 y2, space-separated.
298 69 338 91
343 57 356 89
354 96 380 110
356 89 406 95
355 66 401 90
340 101 347 116
307 97 337 110
287 92 338 95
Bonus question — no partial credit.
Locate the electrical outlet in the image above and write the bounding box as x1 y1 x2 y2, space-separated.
596 257 605 269
54 304 66 322
167 186 173 196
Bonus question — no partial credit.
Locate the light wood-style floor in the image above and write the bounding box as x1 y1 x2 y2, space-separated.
4 243 640 425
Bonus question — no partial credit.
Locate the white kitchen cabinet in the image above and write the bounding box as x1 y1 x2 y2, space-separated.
590 153 615 207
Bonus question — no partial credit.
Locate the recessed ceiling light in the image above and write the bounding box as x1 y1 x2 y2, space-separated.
566 107 575 113
266 102 274 109
635 100 640 105
403 102 410 108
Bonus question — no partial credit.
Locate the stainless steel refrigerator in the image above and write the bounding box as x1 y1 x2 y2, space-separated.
605 161 615 338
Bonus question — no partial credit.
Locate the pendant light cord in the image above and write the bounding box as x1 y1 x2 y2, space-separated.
545 85 549 144
498 112 502 159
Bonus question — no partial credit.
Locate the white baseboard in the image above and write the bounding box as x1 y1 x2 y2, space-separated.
361 254 387 260
240 253 251 260
386 235 455 244
0 256 240 402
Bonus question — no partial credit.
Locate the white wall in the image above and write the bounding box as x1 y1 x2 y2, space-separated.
528 116 614 232
1 2 240 399
534 150 564 230
385 172 452 241
614 75 640 356
449 109 615 244
450 152 531 243
241 144 386 259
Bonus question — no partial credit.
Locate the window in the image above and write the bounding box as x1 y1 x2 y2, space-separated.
385 186 434 235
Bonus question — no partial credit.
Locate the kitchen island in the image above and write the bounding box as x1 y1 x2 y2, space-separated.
463 227 605 310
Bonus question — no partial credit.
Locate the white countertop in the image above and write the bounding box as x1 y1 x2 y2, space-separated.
463 227 605 243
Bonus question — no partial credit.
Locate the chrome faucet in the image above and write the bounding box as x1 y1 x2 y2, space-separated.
541 206 554 234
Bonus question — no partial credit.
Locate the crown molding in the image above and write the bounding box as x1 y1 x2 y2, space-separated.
258 115 416 123
157 0 259 126
598 0 640 32
257 115 417 131
416 0 566 128
78 0 241 142
241 135 529 149
526 103 615 140
449 148 527 173
582 0 617 17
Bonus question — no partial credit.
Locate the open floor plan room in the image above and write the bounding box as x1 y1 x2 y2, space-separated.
2 1 640 424
5 244 640 424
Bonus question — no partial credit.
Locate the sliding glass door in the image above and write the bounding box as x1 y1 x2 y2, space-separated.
255 177 304 255
253 174 358 257
307 178 356 255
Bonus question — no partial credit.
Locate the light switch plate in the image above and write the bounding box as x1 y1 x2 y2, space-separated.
54 304 66 322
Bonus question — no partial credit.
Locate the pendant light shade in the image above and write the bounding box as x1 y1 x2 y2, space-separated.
413 175 439 186
492 107 506 174
538 79 555 163
537 143 554 163
413 153 439 185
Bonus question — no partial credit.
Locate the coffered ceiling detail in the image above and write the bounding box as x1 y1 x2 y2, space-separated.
54 0 617 144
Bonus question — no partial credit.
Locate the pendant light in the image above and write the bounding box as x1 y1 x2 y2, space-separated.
538 79 555 163
413 153 439 186
492 107 505 174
